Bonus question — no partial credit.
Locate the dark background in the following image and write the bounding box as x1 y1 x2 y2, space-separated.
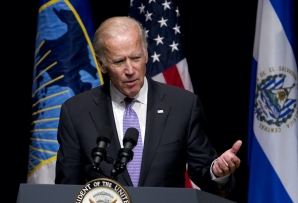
10 0 297 203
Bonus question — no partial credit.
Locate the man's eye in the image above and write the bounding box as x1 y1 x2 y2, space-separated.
132 57 141 61
114 61 123 65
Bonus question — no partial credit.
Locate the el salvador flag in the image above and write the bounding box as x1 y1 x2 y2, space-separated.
248 0 298 202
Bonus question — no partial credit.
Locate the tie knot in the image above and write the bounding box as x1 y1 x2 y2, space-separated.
124 97 134 105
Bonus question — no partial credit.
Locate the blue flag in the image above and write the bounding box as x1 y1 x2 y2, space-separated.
27 0 103 183
248 0 298 202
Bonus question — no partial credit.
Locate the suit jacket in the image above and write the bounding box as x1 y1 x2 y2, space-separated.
55 76 234 195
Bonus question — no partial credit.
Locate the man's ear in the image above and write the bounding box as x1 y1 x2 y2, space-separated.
97 58 107 73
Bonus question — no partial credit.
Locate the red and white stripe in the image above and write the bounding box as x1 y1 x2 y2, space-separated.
152 58 193 93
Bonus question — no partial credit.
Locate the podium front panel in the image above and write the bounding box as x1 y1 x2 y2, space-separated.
17 183 236 203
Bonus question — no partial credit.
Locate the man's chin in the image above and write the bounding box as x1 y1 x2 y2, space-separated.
124 88 140 98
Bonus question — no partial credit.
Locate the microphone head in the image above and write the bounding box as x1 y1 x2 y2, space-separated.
123 127 139 146
97 126 113 144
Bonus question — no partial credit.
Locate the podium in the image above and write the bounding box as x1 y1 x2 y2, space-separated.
17 183 236 203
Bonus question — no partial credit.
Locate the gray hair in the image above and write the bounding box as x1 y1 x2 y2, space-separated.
93 16 148 66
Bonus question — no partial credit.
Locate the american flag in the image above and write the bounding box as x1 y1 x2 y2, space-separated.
129 0 193 92
129 0 196 188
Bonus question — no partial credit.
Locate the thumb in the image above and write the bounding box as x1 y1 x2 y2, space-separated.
230 140 242 155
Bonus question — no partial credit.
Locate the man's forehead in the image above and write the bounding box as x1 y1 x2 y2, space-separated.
105 44 144 59
106 51 144 61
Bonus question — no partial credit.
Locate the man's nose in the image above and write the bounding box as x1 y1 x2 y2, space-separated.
124 61 134 74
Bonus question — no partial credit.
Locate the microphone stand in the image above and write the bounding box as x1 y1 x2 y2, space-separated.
110 147 134 179
91 146 131 180
91 127 138 180
109 158 126 180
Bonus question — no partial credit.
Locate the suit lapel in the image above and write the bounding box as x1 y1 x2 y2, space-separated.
138 78 170 186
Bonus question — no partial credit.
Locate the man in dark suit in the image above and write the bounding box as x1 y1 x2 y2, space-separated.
55 16 242 197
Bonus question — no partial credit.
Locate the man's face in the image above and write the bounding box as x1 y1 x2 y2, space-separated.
99 27 148 98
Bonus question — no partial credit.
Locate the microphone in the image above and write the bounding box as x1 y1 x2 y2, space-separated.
118 127 139 167
91 126 113 171
109 127 139 179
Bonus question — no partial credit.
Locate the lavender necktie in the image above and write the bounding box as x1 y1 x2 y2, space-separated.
123 97 143 187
